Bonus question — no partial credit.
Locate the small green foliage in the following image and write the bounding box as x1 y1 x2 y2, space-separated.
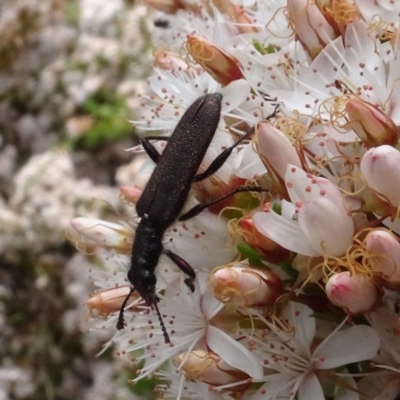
279 253 298 278
221 191 262 220
237 242 264 267
272 202 282 214
252 41 280 55
123 360 159 399
64 1 80 27
74 89 132 149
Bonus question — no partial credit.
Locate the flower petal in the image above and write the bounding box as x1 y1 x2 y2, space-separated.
298 197 353 256
285 302 315 350
316 325 380 369
253 210 317 256
298 373 324 400
206 325 263 379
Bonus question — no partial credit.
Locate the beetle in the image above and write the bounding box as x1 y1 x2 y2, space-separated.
117 93 268 343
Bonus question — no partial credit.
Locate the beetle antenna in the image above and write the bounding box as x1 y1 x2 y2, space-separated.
153 298 170 344
116 287 135 330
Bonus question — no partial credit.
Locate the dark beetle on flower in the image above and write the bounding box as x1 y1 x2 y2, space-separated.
117 93 267 343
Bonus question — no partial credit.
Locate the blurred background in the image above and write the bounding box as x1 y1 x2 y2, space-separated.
0 1 157 398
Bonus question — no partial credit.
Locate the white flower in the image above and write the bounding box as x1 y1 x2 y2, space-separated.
253 165 354 257
251 302 380 400
115 278 263 382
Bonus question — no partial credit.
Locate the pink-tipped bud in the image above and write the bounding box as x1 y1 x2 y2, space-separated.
153 50 189 71
185 35 243 86
210 264 283 308
87 286 140 318
173 350 251 388
70 217 132 254
287 0 338 58
256 122 301 195
365 230 400 291
231 5 260 34
119 186 143 204
325 272 382 315
360 145 400 208
345 99 398 147
240 218 290 263
196 176 254 215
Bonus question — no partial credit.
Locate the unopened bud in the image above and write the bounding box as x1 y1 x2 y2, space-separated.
256 122 301 195
70 218 132 254
318 0 360 34
240 218 290 263
360 145 400 208
231 5 260 34
196 176 257 215
287 0 337 58
153 50 189 71
186 35 243 86
116 153 152 190
365 230 400 291
87 286 140 318
210 264 283 308
119 186 142 204
173 349 250 388
325 271 382 314
345 99 398 147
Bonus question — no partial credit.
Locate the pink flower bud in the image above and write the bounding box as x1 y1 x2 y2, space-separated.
196 176 255 215
87 286 140 318
119 186 143 204
231 5 260 34
256 122 301 195
173 350 251 388
210 264 283 308
365 230 400 291
185 35 243 86
345 99 398 147
325 272 382 314
360 145 400 208
152 50 189 71
287 0 337 58
240 218 290 263
70 217 132 254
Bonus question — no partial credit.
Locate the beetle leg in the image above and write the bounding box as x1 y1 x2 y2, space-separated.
165 250 196 292
194 105 280 182
193 128 255 182
179 186 268 221
141 136 170 163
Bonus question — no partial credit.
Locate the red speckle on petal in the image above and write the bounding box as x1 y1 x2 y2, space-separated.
305 186 312 192
290 167 296 172
320 189 326 196
295 201 302 208
287 182 293 188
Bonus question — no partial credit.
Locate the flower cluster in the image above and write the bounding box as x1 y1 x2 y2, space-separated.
71 1 400 399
